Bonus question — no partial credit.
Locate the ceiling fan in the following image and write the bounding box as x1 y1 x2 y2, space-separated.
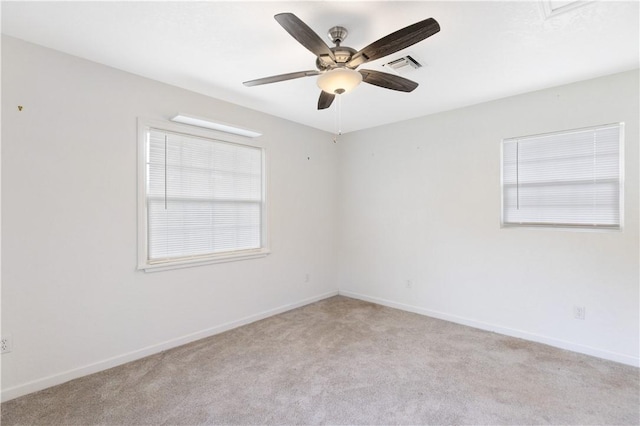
243 13 440 110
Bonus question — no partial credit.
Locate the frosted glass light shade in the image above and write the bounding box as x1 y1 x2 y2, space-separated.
317 68 362 94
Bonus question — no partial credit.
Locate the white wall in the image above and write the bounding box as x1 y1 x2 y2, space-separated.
1 36 339 400
337 70 639 366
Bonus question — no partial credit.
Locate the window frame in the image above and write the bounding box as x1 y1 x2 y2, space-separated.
137 117 269 272
500 122 624 231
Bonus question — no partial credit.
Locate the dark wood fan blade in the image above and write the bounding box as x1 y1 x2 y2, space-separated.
275 13 336 61
318 91 335 109
243 70 320 87
359 69 418 92
347 18 440 68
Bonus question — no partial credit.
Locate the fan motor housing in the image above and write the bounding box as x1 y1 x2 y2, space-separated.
316 46 357 70
333 46 356 63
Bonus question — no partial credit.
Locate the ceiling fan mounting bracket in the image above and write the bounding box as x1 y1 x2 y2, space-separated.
327 26 348 45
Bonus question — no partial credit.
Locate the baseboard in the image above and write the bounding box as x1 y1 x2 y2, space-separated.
1 290 339 402
339 290 639 368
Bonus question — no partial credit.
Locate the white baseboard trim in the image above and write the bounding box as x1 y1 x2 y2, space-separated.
339 290 639 368
1 290 339 402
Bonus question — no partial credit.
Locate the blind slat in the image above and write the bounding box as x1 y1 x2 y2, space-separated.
502 124 622 228
146 129 264 260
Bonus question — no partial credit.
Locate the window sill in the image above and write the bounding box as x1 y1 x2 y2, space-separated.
501 223 622 233
138 249 271 273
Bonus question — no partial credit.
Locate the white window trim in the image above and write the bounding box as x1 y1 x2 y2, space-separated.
539 0 595 20
137 117 270 272
500 122 624 232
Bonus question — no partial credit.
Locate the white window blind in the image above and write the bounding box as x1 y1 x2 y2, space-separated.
502 123 623 229
146 128 264 264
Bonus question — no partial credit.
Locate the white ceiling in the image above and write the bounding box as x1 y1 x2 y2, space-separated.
2 1 639 134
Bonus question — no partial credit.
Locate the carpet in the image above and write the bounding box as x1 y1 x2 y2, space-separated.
1 296 638 425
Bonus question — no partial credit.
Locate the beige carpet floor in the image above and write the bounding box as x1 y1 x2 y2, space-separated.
1 296 638 425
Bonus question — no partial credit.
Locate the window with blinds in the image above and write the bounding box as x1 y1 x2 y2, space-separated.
501 123 623 230
138 121 267 270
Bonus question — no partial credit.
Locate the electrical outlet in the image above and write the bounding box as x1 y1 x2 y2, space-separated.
406 280 413 289
305 273 310 283
1 335 12 354
573 306 586 320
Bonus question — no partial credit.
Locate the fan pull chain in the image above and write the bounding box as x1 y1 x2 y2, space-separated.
333 94 342 143
516 141 519 210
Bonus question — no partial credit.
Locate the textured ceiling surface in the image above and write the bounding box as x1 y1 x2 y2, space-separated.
2 1 639 133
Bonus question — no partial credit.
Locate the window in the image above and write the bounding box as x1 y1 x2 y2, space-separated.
138 118 268 271
501 123 623 230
